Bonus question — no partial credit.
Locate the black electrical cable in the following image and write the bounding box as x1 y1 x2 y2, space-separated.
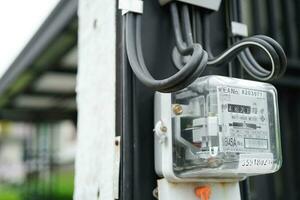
228 0 287 80
125 2 287 93
126 4 209 92
201 12 287 81
172 7 204 70
171 4 193 70
172 4 197 70
126 12 208 93
181 7 286 80
238 35 287 78
170 4 193 55
202 13 214 58
194 9 202 44
191 7 198 44
191 2 286 81
226 2 287 80
181 4 194 47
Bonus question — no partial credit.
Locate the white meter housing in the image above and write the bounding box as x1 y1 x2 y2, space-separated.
154 76 282 182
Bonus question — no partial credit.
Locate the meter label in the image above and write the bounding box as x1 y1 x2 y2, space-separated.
238 153 273 171
217 86 270 153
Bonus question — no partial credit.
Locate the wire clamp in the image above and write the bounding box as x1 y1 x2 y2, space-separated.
119 0 143 15
231 21 248 37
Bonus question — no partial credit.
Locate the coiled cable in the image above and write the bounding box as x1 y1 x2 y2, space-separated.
125 3 287 92
201 12 287 81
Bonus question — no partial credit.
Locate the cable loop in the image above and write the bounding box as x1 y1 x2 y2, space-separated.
125 3 287 93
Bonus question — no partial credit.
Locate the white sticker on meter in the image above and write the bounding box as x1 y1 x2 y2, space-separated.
217 86 270 153
238 153 273 171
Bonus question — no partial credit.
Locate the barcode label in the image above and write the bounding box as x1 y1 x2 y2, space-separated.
238 153 273 171
244 138 268 149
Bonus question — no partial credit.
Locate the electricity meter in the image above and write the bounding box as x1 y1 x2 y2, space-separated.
154 75 282 182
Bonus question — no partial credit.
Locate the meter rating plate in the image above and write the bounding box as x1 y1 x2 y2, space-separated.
217 86 270 153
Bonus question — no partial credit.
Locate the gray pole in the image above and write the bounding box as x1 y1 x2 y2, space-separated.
74 0 117 199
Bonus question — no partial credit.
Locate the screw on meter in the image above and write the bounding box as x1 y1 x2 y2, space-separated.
154 75 282 182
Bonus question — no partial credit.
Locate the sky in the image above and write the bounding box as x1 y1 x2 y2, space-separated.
0 0 60 77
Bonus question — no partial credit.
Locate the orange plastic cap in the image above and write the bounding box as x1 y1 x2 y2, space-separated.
195 185 212 200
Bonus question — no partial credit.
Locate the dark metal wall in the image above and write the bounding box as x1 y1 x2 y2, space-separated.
243 0 300 199
117 0 300 199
